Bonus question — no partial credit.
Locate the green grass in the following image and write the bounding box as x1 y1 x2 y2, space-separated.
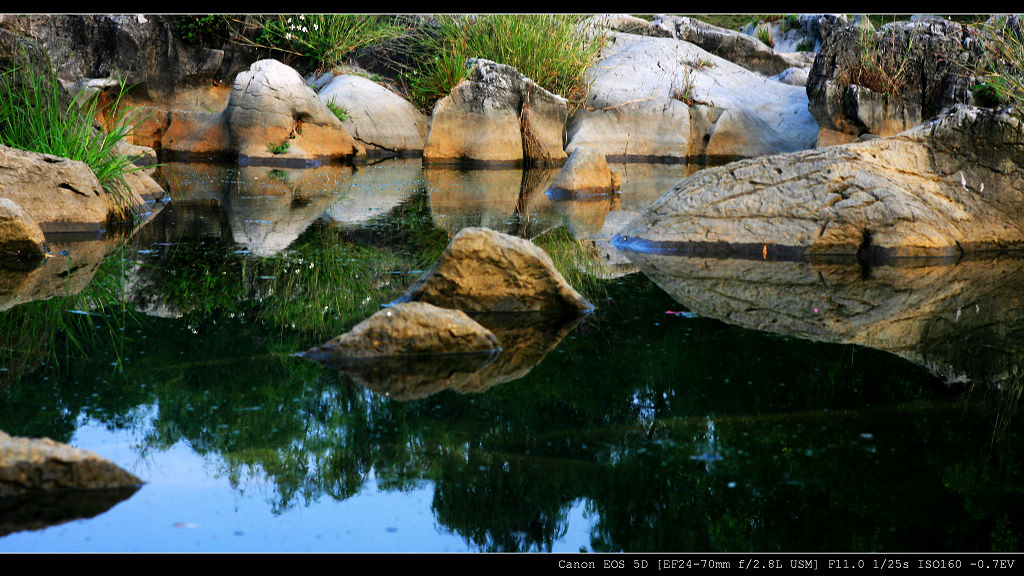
398 14 605 113
0 52 144 220
242 15 407 72
973 17 1024 109
267 140 291 155
326 99 350 122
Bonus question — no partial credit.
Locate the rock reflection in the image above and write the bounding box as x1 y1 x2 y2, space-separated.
0 487 139 537
324 312 584 400
626 251 1024 388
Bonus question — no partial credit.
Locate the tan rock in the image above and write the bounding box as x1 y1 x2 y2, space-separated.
304 301 500 361
226 59 364 165
614 105 1024 258
0 145 108 233
549 147 620 195
0 198 47 262
397 227 594 314
0 429 142 497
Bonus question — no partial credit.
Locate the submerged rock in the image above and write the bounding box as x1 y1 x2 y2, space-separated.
0 430 143 497
396 227 595 314
303 301 500 362
614 105 1024 259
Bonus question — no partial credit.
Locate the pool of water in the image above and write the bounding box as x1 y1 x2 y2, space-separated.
0 157 1021 552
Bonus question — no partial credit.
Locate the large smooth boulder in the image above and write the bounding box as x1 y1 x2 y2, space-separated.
566 23 818 162
423 59 568 167
613 105 1024 259
303 301 500 362
227 59 364 166
807 18 989 143
315 74 429 157
0 429 143 497
396 227 595 314
0 198 47 262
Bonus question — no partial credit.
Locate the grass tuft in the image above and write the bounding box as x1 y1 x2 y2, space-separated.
0 51 145 221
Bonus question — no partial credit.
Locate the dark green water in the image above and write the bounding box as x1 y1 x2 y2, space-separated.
0 158 1021 552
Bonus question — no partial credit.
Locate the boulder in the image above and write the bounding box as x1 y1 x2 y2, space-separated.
806 18 989 142
613 105 1024 259
547 147 621 196
0 145 128 233
0 429 143 497
649 14 814 76
160 110 234 160
227 59 365 166
0 198 47 263
423 59 568 167
303 301 500 362
316 74 429 157
395 227 595 314
566 24 818 162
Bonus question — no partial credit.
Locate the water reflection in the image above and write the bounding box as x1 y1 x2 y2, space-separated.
625 251 1024 389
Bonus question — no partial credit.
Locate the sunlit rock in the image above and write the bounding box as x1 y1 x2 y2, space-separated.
396 227 595 314
304 301 500 361
0 198 47 263
316 74 429 158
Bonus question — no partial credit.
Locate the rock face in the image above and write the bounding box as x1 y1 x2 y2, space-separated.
303 301 500 361
566 23 818 163
423 59 568 167
806 18 989 143
227 59 364 166
547 147 621 196
0 198 47 262
1 14 256 102
0 429 142 497
396 227 595 314
613 105 1024 259
315 74 429 157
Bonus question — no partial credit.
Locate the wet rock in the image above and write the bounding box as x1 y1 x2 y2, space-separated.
806 18 989 142
0 429 143 497
303 301 500 361
316 74 429 158
396 227 595 314
0 198 47 263
423 59 568 167
613 105 1024 259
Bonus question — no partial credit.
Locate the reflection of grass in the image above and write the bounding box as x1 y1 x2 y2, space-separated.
532 225 610 305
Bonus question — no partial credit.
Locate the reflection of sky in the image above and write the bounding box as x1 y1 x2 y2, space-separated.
0 422 593 553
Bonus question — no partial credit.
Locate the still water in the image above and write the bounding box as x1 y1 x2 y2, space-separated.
0 157 1021 552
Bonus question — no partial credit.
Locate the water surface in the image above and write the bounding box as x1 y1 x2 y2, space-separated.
0 158 1020 552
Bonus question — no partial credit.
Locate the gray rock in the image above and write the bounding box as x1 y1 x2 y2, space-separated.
0 429 142 497
651 15 805 76
317 74 429 157
614 105 1024 259
567 28 817 162
396 227 595 314
806 18 989 141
